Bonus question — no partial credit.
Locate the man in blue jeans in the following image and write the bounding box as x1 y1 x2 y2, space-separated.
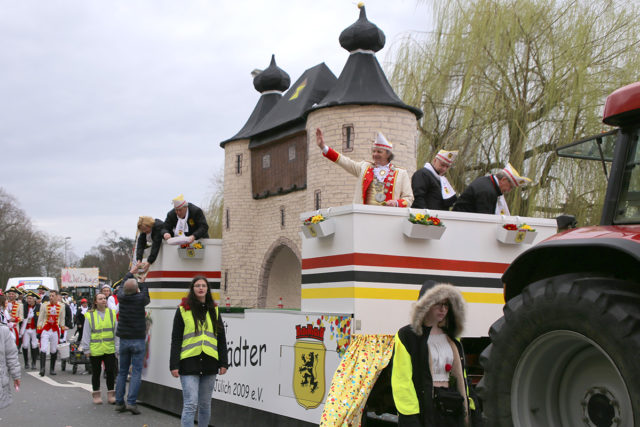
114 267 150 415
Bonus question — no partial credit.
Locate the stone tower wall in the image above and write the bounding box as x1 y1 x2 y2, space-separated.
221 105 418 308
221 139 304 308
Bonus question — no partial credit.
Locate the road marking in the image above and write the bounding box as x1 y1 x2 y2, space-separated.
27 371 93 392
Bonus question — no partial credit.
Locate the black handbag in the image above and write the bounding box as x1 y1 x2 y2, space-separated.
433 387 465 415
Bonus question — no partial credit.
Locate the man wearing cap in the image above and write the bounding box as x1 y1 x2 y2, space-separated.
37 289 65 376
315 128 413 207
453 163 531 215
20 291 40 369
411 149 458 210
37 285 49 303
5 287 23 347
162 195 209 244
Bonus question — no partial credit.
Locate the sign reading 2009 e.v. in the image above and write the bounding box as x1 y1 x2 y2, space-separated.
213 311 351 424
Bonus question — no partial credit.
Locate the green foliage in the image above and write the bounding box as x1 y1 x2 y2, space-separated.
391 0 640 224
204 168 224 239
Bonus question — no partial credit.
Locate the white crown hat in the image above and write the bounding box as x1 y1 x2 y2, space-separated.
172 194 187 209
435 150 458 166
502 163 531 187
373 132 393 151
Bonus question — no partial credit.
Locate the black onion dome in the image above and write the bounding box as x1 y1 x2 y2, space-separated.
339 4 385 53
253 55 290 93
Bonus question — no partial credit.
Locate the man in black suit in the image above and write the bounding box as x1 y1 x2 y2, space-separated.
411 150 458 210
161 195 209 244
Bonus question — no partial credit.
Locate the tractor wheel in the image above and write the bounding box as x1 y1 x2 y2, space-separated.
478 275 640 426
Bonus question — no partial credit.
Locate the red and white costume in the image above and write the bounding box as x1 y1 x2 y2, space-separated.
322 147 413 207
6 299 23 347
21 302 40 350
37 301 65 355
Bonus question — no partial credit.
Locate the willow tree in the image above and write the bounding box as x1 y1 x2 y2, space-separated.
205 168 224 239
390 0 640 224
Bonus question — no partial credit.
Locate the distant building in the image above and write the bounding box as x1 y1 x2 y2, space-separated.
220 5 422 309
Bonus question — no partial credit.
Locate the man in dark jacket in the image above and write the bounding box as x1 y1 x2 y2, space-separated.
113 266 150 415
452 163 531 215
411 150 458 210
161 195 209 244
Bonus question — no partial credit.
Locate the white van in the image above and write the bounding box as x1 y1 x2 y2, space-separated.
5 277 59 293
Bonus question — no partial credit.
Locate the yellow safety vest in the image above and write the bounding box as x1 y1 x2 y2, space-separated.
179 306 219 361
88 308 116 356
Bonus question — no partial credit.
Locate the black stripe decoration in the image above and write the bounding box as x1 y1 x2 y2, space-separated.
301 271 502 288
144 280 221 290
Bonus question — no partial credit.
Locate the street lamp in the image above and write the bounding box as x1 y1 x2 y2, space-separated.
64 237 71 266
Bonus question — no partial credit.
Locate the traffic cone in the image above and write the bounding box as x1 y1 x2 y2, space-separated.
278 297 283 309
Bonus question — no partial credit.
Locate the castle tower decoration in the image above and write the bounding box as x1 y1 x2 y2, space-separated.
220 5 422 310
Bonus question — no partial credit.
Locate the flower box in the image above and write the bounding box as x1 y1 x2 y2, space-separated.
403 221 446 240
496 226 537 244
178 246 205 259
300 218 335 239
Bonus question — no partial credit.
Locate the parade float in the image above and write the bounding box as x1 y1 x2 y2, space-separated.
136 5 564 426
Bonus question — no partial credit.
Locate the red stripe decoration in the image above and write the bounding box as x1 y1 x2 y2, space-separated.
302 253 508 274
146 271 221 279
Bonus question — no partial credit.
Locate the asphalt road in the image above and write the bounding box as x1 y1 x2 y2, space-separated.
0 358 180 427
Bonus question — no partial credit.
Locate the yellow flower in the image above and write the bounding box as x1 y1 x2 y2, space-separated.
311 214 325 224
192 242 203 249
520 224 534 231
415 213 425 221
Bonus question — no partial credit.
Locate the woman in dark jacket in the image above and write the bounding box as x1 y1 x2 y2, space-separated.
170 276 228 427
135 216 164 271
391 282 472 427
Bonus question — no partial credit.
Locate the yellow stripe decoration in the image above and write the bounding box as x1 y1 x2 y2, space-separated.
301 288 504 304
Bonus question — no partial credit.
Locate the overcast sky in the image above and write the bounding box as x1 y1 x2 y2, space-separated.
0 0 432 259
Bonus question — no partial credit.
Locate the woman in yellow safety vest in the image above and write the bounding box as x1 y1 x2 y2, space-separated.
170 276 229 427
81 293 118 405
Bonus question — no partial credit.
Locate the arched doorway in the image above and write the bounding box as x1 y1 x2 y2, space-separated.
258 238 301 309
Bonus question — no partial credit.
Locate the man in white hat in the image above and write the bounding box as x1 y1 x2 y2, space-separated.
453 163 531 215
411 149 458 210
315 128 413 207
161 195 209 243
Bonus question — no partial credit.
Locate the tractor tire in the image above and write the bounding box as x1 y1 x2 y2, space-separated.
478 275 640 427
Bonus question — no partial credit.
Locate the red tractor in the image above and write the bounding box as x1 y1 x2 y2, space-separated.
479 83 640 426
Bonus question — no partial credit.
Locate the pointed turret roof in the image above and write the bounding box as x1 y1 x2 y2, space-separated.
310 4 422 119
220 55 290 147
248 63 338 148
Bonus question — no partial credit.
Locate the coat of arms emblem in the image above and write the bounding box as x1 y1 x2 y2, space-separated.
293 323 326 409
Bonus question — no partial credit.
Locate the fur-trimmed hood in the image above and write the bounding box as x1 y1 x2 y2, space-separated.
410 283 466 337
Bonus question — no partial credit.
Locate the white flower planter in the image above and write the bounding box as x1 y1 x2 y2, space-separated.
496 226 538 244
178 247 205 259
300 219 335 239
403 221 446 240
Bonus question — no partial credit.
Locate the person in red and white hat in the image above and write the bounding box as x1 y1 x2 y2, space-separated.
5 287 23 348
453 163 531 215
315 128 413 207
162 195 209 244
411 149 459 210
